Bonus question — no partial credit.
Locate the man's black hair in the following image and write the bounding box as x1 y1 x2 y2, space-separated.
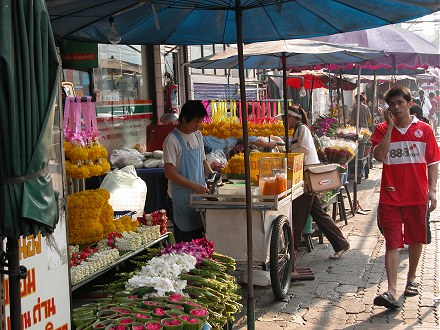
178 100 208 123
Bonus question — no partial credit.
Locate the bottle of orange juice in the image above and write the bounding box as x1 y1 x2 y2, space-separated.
259 157 287 195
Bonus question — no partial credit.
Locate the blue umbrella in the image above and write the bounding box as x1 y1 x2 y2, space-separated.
46 1 439 328
48 1 439 45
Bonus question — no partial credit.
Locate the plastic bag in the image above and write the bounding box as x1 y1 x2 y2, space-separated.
110 146 145 169
99 165 147 215
206 149 227 172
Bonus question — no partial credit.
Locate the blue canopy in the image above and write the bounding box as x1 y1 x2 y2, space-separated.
47 0 439 45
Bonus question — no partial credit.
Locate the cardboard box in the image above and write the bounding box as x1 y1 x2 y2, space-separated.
249 152 304 186
303 163 342 193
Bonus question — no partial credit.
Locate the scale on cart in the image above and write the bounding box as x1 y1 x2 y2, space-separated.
190 181 304 300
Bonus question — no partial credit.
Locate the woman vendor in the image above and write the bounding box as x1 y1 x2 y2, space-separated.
163 100 213 243
282 105 350 259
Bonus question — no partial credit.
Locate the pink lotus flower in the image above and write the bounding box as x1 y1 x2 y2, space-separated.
162 320 181 326
190 309 208 317
153 308 165 316
119 317 134 324
180 315 199 324
167 294 184 302
112 307 131 314
145 322 162 330
165 312 180 318
132 326 146 330
133 313 151 319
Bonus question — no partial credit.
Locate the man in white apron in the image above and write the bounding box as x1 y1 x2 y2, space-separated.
163 100 213 242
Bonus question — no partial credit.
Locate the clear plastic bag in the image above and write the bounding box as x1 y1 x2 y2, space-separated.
206 149 228 172
110 146 145 168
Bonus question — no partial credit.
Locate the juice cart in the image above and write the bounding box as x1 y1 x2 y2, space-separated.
190 181 303 300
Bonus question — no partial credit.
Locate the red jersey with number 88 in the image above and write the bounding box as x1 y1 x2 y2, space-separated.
372 117 440 206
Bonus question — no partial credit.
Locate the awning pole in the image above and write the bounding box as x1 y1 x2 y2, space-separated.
7 238 23 330
235 5 255 330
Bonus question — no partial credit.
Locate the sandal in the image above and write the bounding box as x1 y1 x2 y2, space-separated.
374 292 400 309
404 281 419 296
329 244 350 259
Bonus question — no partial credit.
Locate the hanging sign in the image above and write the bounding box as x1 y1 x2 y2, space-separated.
60 39 98 69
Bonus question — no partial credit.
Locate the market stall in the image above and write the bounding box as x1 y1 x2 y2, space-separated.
191 182 303 300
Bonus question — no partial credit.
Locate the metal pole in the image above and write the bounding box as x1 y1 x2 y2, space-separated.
339 70 346 127
282 54 289 153
7 239 22 330
353 68 362 210
235 5 254 330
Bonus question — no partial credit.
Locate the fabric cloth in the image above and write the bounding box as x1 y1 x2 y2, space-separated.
163 129 206 198
350 103 372 128
292 193 349 252
290 124 320 165
165 129 205 232
377 203 428 249
371 116 440 206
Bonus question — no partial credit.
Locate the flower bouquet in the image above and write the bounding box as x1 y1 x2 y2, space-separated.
131 322 147 330
132 311 152 322
92 319 114 329
113 316 135 326
359 128 372 142
144 320 163 330
151 307 167 319
335 126 359 142
104 325 128 330
317 137 357 165
161 318 184 330
178 314 203 330
311 116 339 137
189 308 209 323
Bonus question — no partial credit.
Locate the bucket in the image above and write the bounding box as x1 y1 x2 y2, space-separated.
303 215 313 234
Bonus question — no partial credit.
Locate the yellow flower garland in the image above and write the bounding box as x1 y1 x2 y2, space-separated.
64 141 111 179
67 188 114 245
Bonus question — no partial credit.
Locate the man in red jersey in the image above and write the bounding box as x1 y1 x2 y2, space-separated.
371 86 440 309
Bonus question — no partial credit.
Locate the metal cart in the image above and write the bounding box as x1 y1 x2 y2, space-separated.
190 182 303 300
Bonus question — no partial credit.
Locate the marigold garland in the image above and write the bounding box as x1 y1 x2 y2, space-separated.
64 141 110 179
67 188 114 245
199 113 290 139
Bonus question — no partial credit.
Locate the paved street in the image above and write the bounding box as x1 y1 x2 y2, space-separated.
234 163 440 329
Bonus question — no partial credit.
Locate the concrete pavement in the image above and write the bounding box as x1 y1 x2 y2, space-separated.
234 163 440 329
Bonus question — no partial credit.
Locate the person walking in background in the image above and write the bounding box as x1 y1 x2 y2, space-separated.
428 92 438 133
418 90 432 118
350 94 372 128
435 90 440 127
374 93 388 125
410 104 429 124
286 105 350 260
163 100 213 242
372 86 440 309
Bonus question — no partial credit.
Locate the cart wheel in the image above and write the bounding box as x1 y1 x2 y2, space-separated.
269 215 293 300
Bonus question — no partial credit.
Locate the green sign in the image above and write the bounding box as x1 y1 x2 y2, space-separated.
59 39 98 69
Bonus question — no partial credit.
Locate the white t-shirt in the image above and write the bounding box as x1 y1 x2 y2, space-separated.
290 124 320 166
163 129 206 197
421 96 432 117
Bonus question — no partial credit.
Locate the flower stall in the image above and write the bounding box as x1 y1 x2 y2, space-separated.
72 238 243 330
